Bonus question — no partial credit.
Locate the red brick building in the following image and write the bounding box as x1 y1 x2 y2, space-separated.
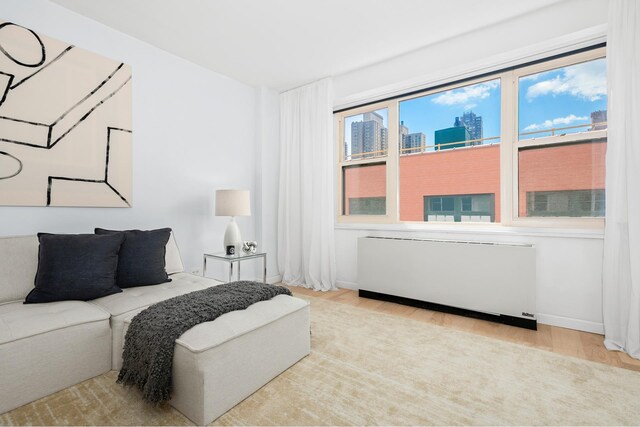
343 141 606 221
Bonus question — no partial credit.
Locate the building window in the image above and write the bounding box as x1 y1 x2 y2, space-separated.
424 194 495 222
349 197 386 215
526 189 605 217
335 46 606 227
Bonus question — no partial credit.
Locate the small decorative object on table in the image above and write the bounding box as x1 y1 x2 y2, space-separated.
226 245 235 256
242 241 257 254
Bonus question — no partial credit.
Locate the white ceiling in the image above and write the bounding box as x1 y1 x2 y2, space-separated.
50 0 562 91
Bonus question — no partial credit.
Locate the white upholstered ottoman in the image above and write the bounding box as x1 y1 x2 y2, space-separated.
122 294 310 425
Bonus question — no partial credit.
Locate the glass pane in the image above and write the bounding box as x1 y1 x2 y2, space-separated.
518 58 607 140
518 140 606 217
343 108 388 161
399 78 501 153
398 79 501 222
342 163 386 215
424 194 495 223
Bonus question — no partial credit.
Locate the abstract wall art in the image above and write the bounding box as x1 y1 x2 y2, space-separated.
0 21 132 207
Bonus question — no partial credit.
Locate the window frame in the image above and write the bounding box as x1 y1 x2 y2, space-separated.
336 101 398 223
334 46 606 229
508 47 606 228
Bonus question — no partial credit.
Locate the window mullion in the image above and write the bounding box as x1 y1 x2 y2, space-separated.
500 71 516 226
387 100 399 223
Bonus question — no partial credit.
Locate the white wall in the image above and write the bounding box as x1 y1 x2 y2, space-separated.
331 0 609 333
0 0 261 278
334 0 609 106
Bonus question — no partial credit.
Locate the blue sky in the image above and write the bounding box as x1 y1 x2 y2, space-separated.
343 57 607 155
518 57 607 137
400 78 501 148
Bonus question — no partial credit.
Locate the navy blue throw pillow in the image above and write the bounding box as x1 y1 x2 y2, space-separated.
25 233 124 304
95 228 171 288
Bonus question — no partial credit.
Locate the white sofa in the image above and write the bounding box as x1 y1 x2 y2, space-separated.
0 234 310 424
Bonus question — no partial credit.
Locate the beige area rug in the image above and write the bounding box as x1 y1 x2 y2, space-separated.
2 296 640 426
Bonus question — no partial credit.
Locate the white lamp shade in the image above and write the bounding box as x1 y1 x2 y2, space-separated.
215 189 251 216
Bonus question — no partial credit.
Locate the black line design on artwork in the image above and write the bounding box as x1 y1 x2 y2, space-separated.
0 150 23 180
0 116 49 127
47 177 102 206
52 63 124 125
47 176 130 207
10 46 74 89
0 72 131 149
46 126 132 207
105 182 129 205
0 21 132 208
49 74 131 149
0 116 50 147
0 22 46 67
104 127 132 181
0 71 15 106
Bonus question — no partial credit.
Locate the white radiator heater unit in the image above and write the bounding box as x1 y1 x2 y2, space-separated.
357 236 537 329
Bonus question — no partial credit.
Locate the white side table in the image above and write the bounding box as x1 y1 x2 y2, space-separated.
203 251 267 283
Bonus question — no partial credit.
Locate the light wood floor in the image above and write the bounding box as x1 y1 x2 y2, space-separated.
287 286 640 373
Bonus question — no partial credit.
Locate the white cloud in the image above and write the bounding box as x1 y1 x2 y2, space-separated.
523 114 589 131
463 103 477 110
525 60 606 101
520 74 540 82
432 80 499 106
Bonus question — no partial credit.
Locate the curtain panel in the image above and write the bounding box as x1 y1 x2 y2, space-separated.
603 0 640 359
277 78 337 291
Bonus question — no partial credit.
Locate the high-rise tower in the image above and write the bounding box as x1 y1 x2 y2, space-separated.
351 111 387 159
454 111 483 144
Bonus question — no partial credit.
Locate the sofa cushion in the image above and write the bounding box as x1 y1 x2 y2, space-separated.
175 294 309 352
0 235 39 304
0 300 110 345
165 231 184 275
91 272 224 369
90 272 221 317
25 233 125 304
95 228 171 288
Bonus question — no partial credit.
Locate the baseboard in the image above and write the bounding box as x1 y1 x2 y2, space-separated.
336 282 603 334
359 289 537 330
537 313 604 334
336 280 358 290
267 274 283 285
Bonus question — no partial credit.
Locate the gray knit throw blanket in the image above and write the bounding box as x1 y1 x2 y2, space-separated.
117 281 292 403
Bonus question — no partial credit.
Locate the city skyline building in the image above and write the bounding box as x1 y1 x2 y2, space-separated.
402 132 426 154
434 126 470 150
454 111 483 144
399 120 409 150
591 110 607 130
351 111 387 159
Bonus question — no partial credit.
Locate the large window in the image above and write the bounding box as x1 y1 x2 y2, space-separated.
398 79 501 222
335 46 606 227
338 106 393 219
515 57 607 219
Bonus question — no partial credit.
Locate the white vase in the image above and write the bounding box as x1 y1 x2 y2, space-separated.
223 217 242 254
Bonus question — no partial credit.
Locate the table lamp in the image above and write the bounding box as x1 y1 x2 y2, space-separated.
215 189 251 254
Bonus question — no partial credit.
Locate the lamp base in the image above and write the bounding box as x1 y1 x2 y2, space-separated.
223 217 242 254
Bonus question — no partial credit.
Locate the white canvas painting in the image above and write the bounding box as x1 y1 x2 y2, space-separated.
0 21 132 207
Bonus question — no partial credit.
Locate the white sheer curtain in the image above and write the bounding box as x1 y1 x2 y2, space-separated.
277 78 337 291
602 0 640 359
